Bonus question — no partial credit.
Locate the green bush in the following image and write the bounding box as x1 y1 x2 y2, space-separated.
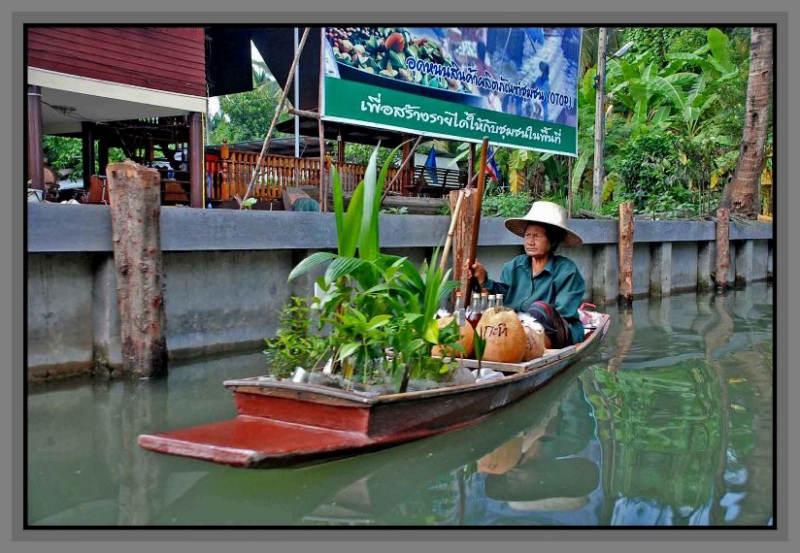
480 189 533 218
615 131 683 213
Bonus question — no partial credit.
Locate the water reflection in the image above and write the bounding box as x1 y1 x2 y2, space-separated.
26 284 774 527
581 287 773 527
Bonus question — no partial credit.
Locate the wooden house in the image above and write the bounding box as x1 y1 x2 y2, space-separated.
26 26 468 209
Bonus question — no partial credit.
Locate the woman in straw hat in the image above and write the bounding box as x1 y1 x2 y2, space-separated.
469 201 586 349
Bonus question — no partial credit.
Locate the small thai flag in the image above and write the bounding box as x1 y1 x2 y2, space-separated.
486 148 500 182
424 148 439 185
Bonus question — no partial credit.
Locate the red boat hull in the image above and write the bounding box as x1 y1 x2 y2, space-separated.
138 314 610 468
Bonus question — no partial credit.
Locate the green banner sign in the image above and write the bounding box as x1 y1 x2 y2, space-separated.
321 27 581 155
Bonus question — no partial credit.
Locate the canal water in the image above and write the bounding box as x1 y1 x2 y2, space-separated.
26 284 774 527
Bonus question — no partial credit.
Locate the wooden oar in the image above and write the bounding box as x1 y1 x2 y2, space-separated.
465 137 491 304
439 188 465 275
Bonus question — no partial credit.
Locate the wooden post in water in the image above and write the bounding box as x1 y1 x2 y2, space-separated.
106 160 168 379
715 208 730 291
618 202 634 305
608 307 634 373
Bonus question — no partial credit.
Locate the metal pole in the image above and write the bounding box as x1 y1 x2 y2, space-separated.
294 28 300 159
318 28 327 211
592 27 608 212
568 156 573 218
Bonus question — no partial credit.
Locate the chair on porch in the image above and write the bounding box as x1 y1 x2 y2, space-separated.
87 175 109 205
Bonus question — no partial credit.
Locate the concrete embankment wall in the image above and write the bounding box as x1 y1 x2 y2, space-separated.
26 204 773 381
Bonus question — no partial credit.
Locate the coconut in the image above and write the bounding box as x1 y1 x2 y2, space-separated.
518 312 546 361
476 307 527 363
431 315 474 358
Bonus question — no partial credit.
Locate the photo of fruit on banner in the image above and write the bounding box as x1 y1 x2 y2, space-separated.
322 26 582 127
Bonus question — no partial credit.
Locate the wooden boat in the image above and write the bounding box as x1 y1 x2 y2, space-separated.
151 367 590 525
138 313 611 469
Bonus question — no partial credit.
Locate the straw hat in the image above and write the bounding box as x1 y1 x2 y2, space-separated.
504 201 583 247
483 456 598 503
507 496 590 512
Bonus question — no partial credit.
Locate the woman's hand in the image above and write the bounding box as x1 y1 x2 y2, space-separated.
467 260 487 285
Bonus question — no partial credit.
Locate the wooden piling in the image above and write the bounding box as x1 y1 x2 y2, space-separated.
618 202 634 304
106 160 168 379
715 208 730 291
27 85 45 191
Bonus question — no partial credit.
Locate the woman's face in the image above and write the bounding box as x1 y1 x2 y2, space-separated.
523 224 551 259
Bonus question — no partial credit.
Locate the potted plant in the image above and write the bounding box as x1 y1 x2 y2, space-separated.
265 144 466 393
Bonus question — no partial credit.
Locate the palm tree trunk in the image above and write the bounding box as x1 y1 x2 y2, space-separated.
720 27 773 217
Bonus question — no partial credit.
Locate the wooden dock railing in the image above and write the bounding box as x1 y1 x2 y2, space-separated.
205 147 407 203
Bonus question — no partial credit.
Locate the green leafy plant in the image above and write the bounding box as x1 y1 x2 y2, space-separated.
43 135 126 180
381 206 409 214
263 296 330 379
615 129 681 213
286 143 462 393
480 188 533 218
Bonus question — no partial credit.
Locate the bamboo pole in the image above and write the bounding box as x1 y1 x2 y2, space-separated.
401 135 411 192
452 188 476 300
618 202 634 305
240 27 311 208
381 135 424 203
451 142 498 306
439 189 465 275
467 143 475 189
465 137 491 304
464 147 498 189
288 107 320 119
715 208 730 291
106 160 168 379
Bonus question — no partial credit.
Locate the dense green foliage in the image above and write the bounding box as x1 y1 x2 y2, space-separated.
480 182 535 218
208 76 289 144
474 27 765 220
43 136 125 182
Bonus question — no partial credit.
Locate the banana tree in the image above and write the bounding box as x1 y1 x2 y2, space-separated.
604 52 675 131
660 29 738 140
